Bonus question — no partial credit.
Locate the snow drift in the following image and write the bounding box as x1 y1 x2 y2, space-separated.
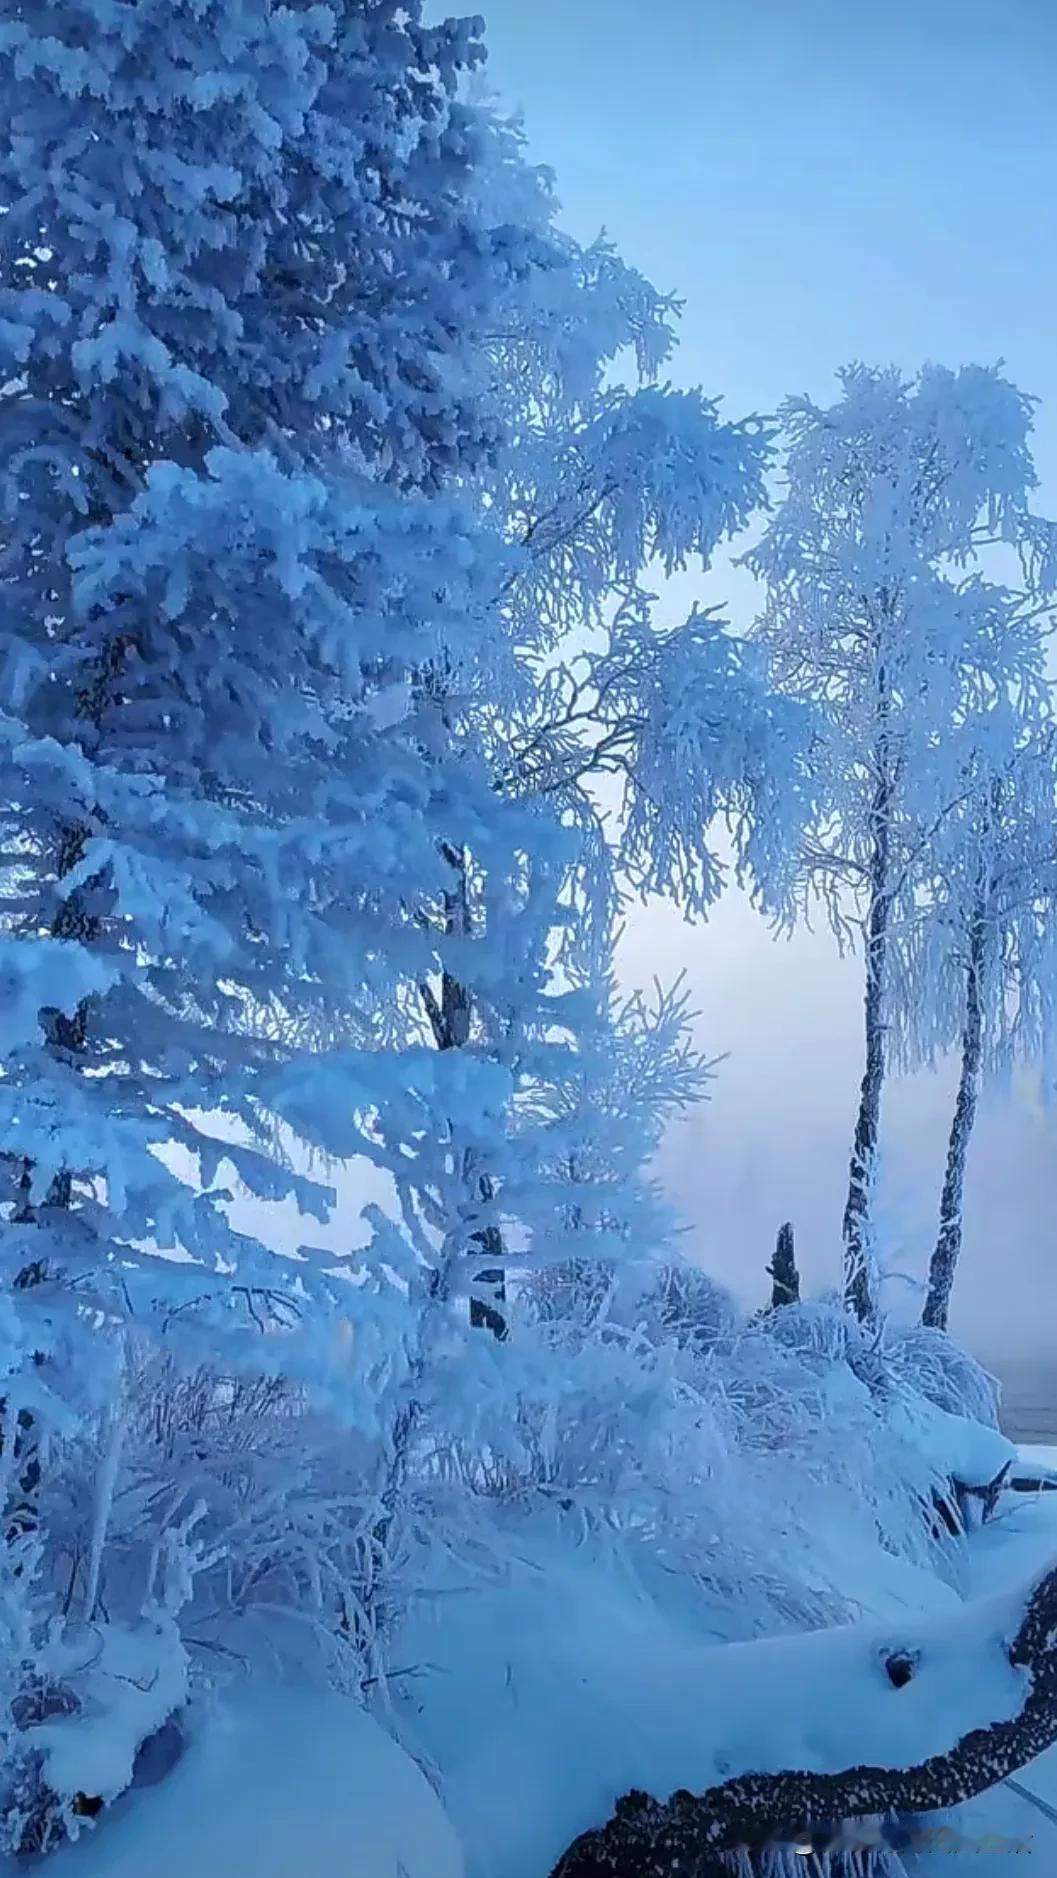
38 1688 463 1878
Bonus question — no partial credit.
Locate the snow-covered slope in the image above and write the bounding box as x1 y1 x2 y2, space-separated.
16 1431 1049 1878
912 1481 1057 1875
393 1525 1035 1878
38 1687 463 1878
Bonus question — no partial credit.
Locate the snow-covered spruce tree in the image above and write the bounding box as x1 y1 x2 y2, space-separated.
0 0 805 1770
290 130 811 1364
0 0 614 1837
253 159 819 1661
748 364 1056 1320
392 177 812 1338
518 976 737 1362
517 975 716 1330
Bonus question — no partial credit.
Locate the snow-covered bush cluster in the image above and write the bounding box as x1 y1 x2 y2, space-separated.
0 0 1047 1869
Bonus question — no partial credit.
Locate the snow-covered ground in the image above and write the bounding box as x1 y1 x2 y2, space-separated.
390 1476 1057 1878
37 1687 464 1878
1014 1444 1057 1473
393 1539 968 1877
10 1450 1057 1878
913 1454 1057 1875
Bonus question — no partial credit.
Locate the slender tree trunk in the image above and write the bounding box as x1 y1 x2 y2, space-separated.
922 890 988 1331
842 772 892 1322
420 844 507 1339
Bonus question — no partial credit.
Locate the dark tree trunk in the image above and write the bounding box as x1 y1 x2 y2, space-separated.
420 846 507 1339
922 890 988 1332
466 1164 507 1339
842 709 894 1323
841 866 890 1322
766 1221 800 1309
551 1555 1057 1877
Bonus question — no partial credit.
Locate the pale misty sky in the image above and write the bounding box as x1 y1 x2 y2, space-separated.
471 0 1057 1362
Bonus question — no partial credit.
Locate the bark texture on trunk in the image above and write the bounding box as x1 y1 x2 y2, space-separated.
841 881 889 1321
420 845 507 1339
842 717 893 1323
551 1556 1057 1877
922 892 988 1332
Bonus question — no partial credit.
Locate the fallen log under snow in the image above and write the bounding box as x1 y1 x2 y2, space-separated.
551 1556 1057 1877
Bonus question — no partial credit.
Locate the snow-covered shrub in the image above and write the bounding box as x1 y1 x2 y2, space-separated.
411 1280 965 1656
516 1256 620 1330
884 1325 1001 1428
755 1295 874 1368
36 1350 399 1692
633 1258 740 1353
519 1255 738 1355
708 1315 965 1600
4 1619 189 1856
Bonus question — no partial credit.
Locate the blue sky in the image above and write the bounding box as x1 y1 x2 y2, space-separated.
478 0 1057 484
472 0 1057 1361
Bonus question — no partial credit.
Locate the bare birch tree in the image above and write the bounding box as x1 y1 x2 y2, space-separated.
747 364 1056 1320
903 716 1057 1329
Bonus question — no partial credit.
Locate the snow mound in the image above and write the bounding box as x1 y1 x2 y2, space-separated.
395 1533 1032 1878
41 1686 464 1878
884 1326 1001 1428
28 1618 188 1809
886 1392 1015 1489
1021 1443 1057 1471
